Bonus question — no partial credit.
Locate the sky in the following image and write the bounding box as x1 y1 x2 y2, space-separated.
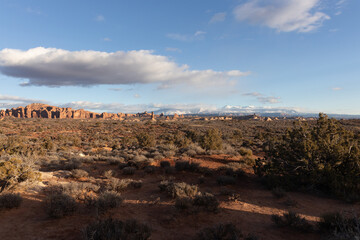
0 0 359 115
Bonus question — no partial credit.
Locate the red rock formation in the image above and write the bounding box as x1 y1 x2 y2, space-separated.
0 103 123 120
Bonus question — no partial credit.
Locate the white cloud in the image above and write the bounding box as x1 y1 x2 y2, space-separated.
0 47 248 88
257 96 281 104
0 94 47 109
243 92 280 104
210 12 227 23
95 15 105 22
233 0 330 32
103 38 111 42
167 31 206 41
165 47 182 53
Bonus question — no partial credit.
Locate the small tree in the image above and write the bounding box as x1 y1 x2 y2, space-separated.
136 132 155 148
201 128 223 151
255 113 360 201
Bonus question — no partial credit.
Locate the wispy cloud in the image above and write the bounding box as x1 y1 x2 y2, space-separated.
165 47 182 53
95 14 105 22
0 47 248 90
0 94 47 109
103 37 111 42
134 94 141 98
26 7 42 15
167 31 206 42
242 92 262 97
108 88 122 92
210 12 227 23
332 87 342 91
243 92 280 104
233 0 330 32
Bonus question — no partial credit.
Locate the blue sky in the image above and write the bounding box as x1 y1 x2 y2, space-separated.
0 0 359 114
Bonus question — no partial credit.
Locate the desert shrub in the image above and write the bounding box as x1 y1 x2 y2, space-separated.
46 193 77 218
193 192 219 212
71 169 89 179
271 211 313 232
107 157 125 165
175 161 200 172
159 180 199 199
128 155 151 169
136 132 155 148
0 193 22 209
153 154 164 161
218 163 245 178
97 191 123 213
201 129 223 151
108 178 142 192
217 176 236 186
104 170 113 179
63 159 82 170
238 147 253 157
196 223 241 240
255 113 360 201
160 161 171 168
271 187 286 199
84 218 151 240
222 143 237 156
185 143 205 156
62 182 100 200
163 150 176 158
122 167 136 175
319 212 360 239
0 155 40 191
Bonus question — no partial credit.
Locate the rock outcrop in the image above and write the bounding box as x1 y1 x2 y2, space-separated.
0 103 124 120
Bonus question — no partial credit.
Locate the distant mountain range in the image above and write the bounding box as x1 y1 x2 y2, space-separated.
1 103 359 119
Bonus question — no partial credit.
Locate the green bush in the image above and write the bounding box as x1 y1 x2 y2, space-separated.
255 113 360 201
0 193 22 209
46 193 77 218
70 169 89 179
319 212 360 239
159 180 199 199
97 191 123 213
136 132 155 148
0 155 40 191
84 218 151 240
175 161 200 172
201 129 223 151
193 192 219 212
271 211 313 232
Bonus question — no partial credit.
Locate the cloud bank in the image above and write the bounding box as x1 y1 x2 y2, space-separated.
0 47 248 88
60 101 299 115
234 0 330 32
